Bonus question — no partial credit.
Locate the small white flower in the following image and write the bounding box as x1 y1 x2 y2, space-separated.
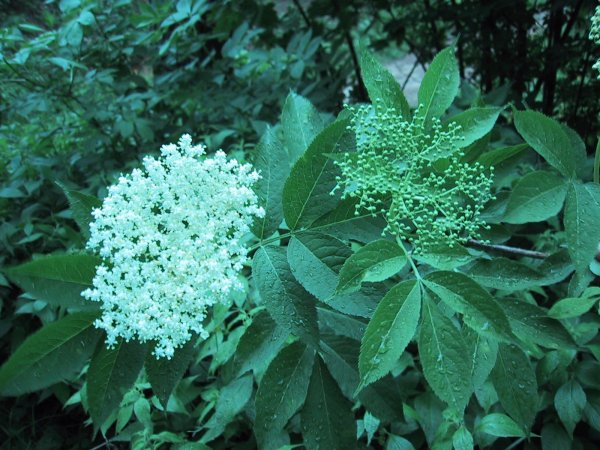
83 134 264 359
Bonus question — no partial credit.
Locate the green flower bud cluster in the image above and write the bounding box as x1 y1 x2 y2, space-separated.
334 104 494 253
590 6 600 77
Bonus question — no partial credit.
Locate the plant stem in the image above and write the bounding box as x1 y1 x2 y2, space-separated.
397 237 421 280
465 239 548 259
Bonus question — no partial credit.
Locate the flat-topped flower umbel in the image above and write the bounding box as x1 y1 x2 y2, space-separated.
83 135 264 358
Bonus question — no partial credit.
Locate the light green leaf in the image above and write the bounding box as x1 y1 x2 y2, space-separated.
57 182 102 238
513 110 585 178
287 233 378 318
337 240 407 294
503 171 568 224
548 288 600 319
476 413 526 438
87 339 148 425
448 107 501 149
251 127 290 239
501 299 576 349
386 435 417 450
255 342 315 450
417 46 460 125
3 254 101 309
283 118 351 230
358 280 421 390
359 47 410 119
424 271 513 342
465 257 545 291
490 343 538 433
301 357 356 450
146 338 197 407
253 247 319 346
554 379 586 438
201 374 254 443
564 182 600 278
418 294 472 413
0 312 101 395
413 244 473 270
232 310 288 377
281 92 324 163
452 426 474 450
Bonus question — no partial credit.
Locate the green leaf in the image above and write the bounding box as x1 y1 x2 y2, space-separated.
3 254 101 309
464 328 498 390
232 310 288 377
336 240 407 294
87 339 148 425
253 246 319 346
503 171 568 224
201 374 254 443
413 244 473 270
476 413 526 438
465 257 545 291
501 299 576 349
477 143 528 167
358 280 421 390
0 312 101 395
283 118 351 230
146 338 197 408
301 357 356 450
417 46 460 125
548 289 600 319
287 233 378 318
418 294 472 413
386 435 417 450
424 271 513 342
57 183 102 238
281 92 324 163
251 127 290 239
541 423 571 450
316 306 367 341
448 107 501 149
513 110 585 178
255 342 315 450
564 182 600 278
358 47 410 119
554 379 586 438
490 343 538 433
452 426 474 450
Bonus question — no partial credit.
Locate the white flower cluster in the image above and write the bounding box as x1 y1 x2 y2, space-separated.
83 135 264 359
590 6 600 77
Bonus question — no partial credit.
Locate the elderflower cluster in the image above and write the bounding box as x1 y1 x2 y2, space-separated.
591 6 600 77
334 105 494 253
82 135 264 359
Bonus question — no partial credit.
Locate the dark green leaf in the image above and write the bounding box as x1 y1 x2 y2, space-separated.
358 280 421 390
57 183 102 238
465 257 545 291
541 422 571 450
476 413 526 438
554 379 586 437
0 312 101 395
448 107 501 148
477 144 528 167
281 92 324 163
464 328 498 389
301 357 356 450
3 254 101 309
87 339 148 425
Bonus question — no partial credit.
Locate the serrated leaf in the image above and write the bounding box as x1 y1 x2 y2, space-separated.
424 271 513 342
386 435 417 450
287 233 378 317
251 127 290 239
358 280 421 390
252 246 319 346
501 299 575 349
317 306 367 341
465 257 545 291
418 294 472 413
87 339 148 425
452 426 474 450
3 254 101 309
564 182 600 278
255 342 315 450
281 92 324 163
477 143 528 167
283 118 351 230
554 379 586 438
57 183 102 238
476 413 526 438
301 357 356 450
232 310 288 377
146 338 196 407
358 47 410 119
463 328 498 389
490 343 538 433
337 240 407 294
417 46 460 125
0 312 101 395
201 374 254 443
548 290 600 319
503 171 568 224
513 110 585 178
413 244 473 270
448 107 501 149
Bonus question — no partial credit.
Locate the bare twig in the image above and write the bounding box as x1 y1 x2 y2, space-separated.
465 239 548 259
